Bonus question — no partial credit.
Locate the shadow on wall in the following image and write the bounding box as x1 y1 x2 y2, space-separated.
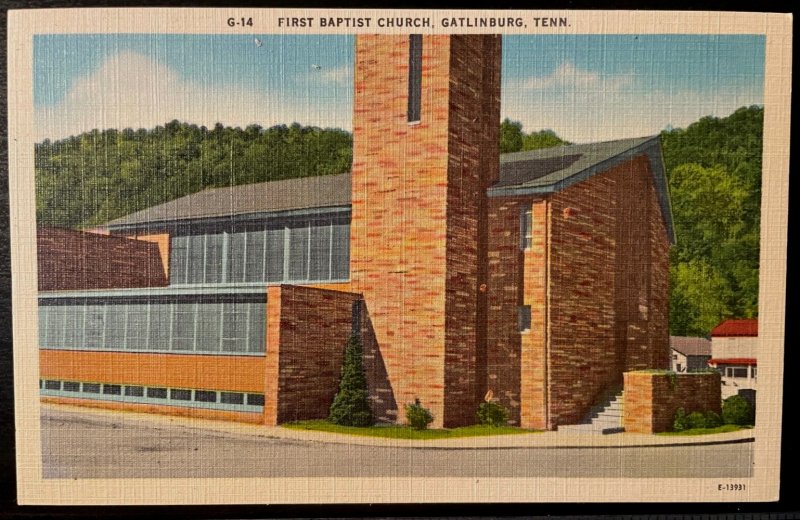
359 302 398 424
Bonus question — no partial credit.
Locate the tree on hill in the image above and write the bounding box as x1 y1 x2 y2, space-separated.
35 121 353 229
661 106 762 336
499 118 570 153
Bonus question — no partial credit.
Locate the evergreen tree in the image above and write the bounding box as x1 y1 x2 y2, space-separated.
328 334 373 427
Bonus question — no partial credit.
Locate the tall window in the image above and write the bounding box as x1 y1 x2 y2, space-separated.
408 34 422 123
168 213 350 285
520 208 533 250
518 305 532 332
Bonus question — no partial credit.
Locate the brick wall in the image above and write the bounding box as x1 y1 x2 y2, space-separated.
443 35 501 426
623 371 721 433
486 196 547 427
350 35 501 427
38 227 168 290
265 285 364 425
546 156 670 428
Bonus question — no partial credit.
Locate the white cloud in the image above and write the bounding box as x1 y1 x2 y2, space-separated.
36 52 352 141
319 64 353 85
503 61 761 143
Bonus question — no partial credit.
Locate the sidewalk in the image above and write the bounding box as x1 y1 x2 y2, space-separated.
42 402 754 449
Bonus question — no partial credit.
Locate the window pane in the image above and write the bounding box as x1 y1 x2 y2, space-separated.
147 387 167 399
518 305 532 332
221 302 247 353
126 304 149 350
205 234 224 283
331 221 350 280
195 390 217 403
82 383 100 394
105 304 127 350
288 224 309 281
309 222 331 281
170 389 192 401
147 303 171 351
46 305 66 347
246 393 265 406
63 381 80 392
63 304 84 348
44 380 61 390
244 230 266 282
265 227 285 282
186 235 205 284
85 305 105 350
170 235 189 284
227 232 246 283
125 386 144 397
196 302 222 352
220 392 244 405
38 305 49 347
247 303 266 354
103 384 122 395
171 302 196 351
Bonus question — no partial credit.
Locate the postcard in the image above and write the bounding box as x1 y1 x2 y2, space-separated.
8 8 792 504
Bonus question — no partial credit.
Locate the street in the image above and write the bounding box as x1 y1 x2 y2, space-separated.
41 408 753 479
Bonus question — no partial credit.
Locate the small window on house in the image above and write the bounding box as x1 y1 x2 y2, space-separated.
63 381 81 392
676 364 683 373
44 380 61 391
726 367 748 378
518 305 532 332
102 384 122 395
220 392 245 405
520 208 533 250
170 389 192 401
194 390 217 403
82 383 101 394
125 386 145 397
246 394 265 406
147 387 168 399
408 34 422 123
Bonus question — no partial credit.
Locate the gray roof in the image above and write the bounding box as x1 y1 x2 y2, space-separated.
105 136 674 243
670 336 712 357
106 173 352 229
490 136 675 243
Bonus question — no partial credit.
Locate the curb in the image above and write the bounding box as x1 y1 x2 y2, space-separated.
41 403 755 450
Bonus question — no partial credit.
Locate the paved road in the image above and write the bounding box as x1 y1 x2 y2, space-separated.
41 408 753 479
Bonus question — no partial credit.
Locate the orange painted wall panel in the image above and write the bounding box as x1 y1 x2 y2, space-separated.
40 350 266 393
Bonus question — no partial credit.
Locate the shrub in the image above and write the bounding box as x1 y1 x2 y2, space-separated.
722 395 755 426
686 411 707 429
704 411 723 428
673 408 689 431
477 401 509 426
405 398 434 430
328 334 373 427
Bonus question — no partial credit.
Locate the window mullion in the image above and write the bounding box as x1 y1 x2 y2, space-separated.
283 225 290 282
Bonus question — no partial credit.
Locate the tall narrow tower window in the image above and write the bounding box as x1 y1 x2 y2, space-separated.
408 34 422 123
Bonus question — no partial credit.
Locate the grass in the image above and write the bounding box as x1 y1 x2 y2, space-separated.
283 420 541 439
657 424 752 436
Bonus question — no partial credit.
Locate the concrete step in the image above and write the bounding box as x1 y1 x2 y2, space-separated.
558 423 624 435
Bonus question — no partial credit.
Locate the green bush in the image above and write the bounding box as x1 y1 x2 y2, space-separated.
405 398 434 430
722 395 755 426
477 401 509 426
686 411 707 429
704 411 723 428
328 334 373 427
673 408 689 431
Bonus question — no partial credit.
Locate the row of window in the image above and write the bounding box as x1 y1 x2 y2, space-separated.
40 379 265 413
170 216 350 285
38 300 265 354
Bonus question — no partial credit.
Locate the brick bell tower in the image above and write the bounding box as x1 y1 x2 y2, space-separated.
350 34 501 428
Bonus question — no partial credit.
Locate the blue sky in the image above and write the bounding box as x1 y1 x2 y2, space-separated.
34 34 764 142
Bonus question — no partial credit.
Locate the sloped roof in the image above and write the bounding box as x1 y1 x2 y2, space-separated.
104 136 674 243
711 319 758 337
670 336 712 357
106 173 352 229
490 136 675 243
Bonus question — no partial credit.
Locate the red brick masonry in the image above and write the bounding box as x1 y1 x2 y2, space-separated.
38 227 168 290
623 371 721 433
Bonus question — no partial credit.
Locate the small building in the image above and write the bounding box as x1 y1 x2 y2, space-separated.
670 336 712 373
36 34 675 430
708 319 758 400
